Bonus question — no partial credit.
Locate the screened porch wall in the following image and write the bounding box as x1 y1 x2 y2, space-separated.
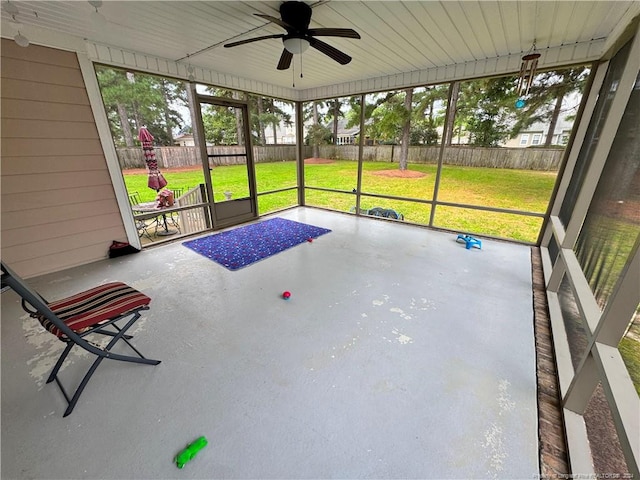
540 19 640 477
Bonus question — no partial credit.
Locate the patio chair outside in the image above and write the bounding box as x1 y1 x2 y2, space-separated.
0 261 161 417
129 191 153 240
167 188 183 233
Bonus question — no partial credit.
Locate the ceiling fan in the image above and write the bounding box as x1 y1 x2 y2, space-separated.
223 1 361 70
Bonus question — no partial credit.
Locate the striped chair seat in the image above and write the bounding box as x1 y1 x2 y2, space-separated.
3 260 160 417
36 282 151 338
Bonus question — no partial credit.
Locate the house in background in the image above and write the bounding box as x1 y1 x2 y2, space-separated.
173 133 195 146
263 122 296 144
504 117 574 148
505 91 582 148
335 119 360 145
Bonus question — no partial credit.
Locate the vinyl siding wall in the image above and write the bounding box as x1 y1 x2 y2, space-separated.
1 39 126 278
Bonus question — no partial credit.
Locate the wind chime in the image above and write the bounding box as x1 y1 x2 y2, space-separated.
515 42 541 109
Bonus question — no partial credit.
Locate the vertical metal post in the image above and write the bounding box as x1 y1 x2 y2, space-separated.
190 83 216 230
355 94 366 214
240 103 258 216
296 101 305 206
429 81 458 227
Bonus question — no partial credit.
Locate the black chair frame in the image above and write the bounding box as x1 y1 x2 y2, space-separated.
1 261 161 417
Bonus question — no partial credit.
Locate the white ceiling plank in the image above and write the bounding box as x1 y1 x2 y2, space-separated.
304 2 406 77
332 2 424 73
440 1 486 60
404 2 462 64
498 1 523 55
479 1 509 57
0 0 633 96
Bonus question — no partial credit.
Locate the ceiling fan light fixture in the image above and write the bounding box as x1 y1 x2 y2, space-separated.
283 37 309 54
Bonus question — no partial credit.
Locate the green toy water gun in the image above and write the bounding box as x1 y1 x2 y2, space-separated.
175 436 208 469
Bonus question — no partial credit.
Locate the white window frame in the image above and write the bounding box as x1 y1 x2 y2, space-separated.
540 22 640 477
519 134 530 146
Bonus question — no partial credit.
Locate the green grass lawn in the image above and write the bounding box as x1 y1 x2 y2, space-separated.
619 336 640 396
123 160 557 242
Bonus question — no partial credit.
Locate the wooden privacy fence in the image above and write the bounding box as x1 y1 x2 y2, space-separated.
117 145 302 169
117 144 563 171
317 145 564 170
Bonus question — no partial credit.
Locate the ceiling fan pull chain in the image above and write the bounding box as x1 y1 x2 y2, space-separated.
292 61 295 88
300 54 304 78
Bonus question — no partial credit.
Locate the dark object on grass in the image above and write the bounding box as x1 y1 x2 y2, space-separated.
351 206 404 220
109 241 140 258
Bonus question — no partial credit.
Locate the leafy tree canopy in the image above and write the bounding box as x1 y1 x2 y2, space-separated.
201 104 238 145
96 66 186 147
509 66 589 142
454 76 521 146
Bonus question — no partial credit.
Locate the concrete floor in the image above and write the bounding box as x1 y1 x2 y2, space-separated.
1 208 538 479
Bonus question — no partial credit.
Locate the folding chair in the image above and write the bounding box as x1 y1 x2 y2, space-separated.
1 261 161 417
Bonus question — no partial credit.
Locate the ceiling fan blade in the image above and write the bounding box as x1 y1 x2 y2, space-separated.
307 28 361 39
277 49 293 70
224 34 284 48
254 13 293 31
308 37 352 65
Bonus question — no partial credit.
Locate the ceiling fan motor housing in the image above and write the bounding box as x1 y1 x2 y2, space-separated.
223 1 359 70
280 1 313 33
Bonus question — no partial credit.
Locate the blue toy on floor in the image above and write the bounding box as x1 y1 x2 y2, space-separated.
456 234 482 250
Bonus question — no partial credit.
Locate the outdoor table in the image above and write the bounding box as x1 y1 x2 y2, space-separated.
132 201 179 236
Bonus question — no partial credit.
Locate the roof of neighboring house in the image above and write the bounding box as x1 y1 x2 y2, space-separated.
336 119 360 137
174 133 194 140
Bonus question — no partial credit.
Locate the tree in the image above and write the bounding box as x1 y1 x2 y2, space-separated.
369 91 406 144
159 78 187 145
367 90 417 168
455 76 520 146
411 85 448 145
326 99 345 145
510 67 589 145
232 91 245 145
269 99 293 145
96 68 135 146
96 66 187 147
305 124 333 150
247 96 293 145
256 96 267 145
399 88 413 170
201 104 237 145
203 87 247 145
303 101 329 157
